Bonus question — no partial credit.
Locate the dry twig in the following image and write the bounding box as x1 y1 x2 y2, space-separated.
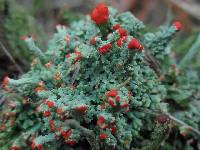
136 108 200 137
0 41 24 74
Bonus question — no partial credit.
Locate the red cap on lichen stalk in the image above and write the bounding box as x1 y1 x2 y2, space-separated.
91 2 109 25
172 21 182 31
2 76 9 85
99 133 109 140
128 38 144 51
74 105 88 113
99 43 112 54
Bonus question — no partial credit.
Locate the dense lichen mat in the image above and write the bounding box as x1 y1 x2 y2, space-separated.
1 2 200 150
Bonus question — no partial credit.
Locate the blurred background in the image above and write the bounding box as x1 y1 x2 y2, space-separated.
0 0 200 78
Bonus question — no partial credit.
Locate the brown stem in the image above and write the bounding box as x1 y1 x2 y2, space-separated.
71 63 80 85
116 77 132 89
0 41 24 74
136 108 200 137
144 49 161 76
167 113 200 136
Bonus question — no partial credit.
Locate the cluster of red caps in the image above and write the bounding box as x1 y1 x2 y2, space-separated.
95 88 131 142
6 2 183 149
90 2 144 55
106 89 129 108
31 136 43 150
42 98 88 117
94 88 132 143
90 3 183 56
48 119 76 146
40 99 89 146
43 99 55 117
60 128 76 145
42 109 77 146
96 115 117 141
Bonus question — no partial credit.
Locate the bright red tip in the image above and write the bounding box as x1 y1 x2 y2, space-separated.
172 21 182 31
2 76 9 85
128 38 144 51
106 89 118 97
99 43 112 54
74 105 88 113
113 24 121 30
91 3 109 25
99 133 108 140
117 27 127 38
90 36 97 45
117 36 127 48
43 111 51 117
97 115 106 126
46 100 55 108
